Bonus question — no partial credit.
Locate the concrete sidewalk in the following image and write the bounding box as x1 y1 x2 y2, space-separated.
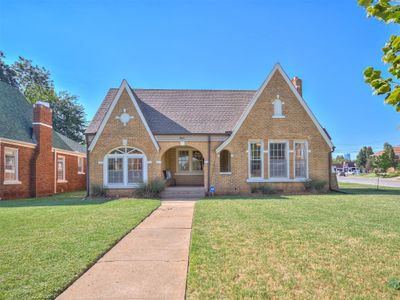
57 200 195 300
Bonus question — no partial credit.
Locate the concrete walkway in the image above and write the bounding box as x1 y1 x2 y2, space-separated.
58 200 195 300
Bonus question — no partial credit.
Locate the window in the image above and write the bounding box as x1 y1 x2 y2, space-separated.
295 142 308 178
178 150 190 172
57 156 66 182
272 98 284 118
104 147 147 187
249 141 263 178
176 149 204 173
220 150 231 173
192 151 204 171
4 148 18 183
78 157 84 174
269 142 288 178
108 157 123 184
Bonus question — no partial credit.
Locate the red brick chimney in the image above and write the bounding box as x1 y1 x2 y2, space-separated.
32 101 54 197
291 76 302 96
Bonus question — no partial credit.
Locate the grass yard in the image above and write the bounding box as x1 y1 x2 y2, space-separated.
0 192 160 299
187 183 400 299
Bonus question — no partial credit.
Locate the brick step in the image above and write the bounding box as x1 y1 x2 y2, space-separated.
160 187 205 200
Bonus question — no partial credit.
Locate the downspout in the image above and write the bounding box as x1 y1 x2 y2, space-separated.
329 146 336 191
85 134 90 198
207 135 211 195
54 149 57 194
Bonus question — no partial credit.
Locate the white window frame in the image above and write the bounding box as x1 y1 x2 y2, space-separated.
272 97 285 119
175 148 204 175
294 140 309 179
103 147 148 188
248 140 264 179
78 157 85 174
4 147 20 185
268 140 289 180
57 155 67 183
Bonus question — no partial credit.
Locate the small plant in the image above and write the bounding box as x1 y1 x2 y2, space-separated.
388 278 400 290
136 177 166 198
303 179 327 193
91 184 106 197
250 183 276 195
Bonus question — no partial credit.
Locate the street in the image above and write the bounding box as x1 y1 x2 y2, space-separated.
337 175 400 188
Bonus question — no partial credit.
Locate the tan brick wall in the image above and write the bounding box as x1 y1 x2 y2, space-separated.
89 73 332 196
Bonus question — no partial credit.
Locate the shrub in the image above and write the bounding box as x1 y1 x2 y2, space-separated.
91 184 106 197
388 278 400 290
136 177 166 198
250 183 276 195
303 179 327 193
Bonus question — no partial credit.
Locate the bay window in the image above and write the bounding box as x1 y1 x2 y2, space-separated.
4 148 18 183
269 142 288 178
104 147 147 187
249 141 263 178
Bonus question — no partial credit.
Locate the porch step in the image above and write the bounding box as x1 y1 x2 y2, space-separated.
160 186 205 200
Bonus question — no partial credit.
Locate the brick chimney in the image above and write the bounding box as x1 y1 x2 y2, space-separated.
291 76 302 96
32 101 54 197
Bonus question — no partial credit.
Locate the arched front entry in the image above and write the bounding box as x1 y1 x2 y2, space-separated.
161 146 204 186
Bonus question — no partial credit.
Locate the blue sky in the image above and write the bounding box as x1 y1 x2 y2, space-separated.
1 0 398 157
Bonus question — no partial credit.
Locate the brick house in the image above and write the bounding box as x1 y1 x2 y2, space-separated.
0 81 86 200
85 64 334 196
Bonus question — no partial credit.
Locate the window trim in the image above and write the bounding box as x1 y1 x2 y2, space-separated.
175 148 204 175
294 140 309 179
219 149 232 174
272 97 285 119
103 148 148 188
3 147 21 184
268 140 289 180
78 157 85 174
248 140 264 179
57 155 67 183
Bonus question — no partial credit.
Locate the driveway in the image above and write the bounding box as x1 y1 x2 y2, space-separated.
57 200 195 300
337 175 400 188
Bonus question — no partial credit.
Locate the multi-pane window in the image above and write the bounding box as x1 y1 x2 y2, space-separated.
105 147 146 186
128 158 143 184
192 151 204 171
108 157 123 184
176 149 204 173
269 142 288 178
295 142 307 178
249 141 263 178
220 150 231 173
57 156 66 181
4 148 18 182
178 150 190 172
78 157 84 174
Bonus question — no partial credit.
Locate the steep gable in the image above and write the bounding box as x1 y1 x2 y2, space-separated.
88 80 160 152
216 64 333 152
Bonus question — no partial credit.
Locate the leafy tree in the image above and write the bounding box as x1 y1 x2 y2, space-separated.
356 146 374 170
333 155 351 164
383 142 397 167
358 0 400 111
0 51 86 143
0 51 17 87
51 92 86 143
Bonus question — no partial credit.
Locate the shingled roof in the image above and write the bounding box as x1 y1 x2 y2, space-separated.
0 81 85 153
86 88 256 135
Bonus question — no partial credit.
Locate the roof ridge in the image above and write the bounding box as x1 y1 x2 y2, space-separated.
132 88 257 92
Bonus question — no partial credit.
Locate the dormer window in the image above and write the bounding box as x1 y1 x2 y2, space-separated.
272 95 285 118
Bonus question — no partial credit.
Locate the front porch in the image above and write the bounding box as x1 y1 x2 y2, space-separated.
161 146 205 187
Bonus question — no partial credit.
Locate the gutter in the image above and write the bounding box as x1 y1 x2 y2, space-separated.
85 134 90 197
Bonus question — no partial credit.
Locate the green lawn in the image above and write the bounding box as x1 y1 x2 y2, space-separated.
0 192 160 299
187 183 400 299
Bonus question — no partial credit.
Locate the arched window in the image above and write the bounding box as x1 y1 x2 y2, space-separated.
220 150 231 173
104 147 147 187
272 97 284 118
